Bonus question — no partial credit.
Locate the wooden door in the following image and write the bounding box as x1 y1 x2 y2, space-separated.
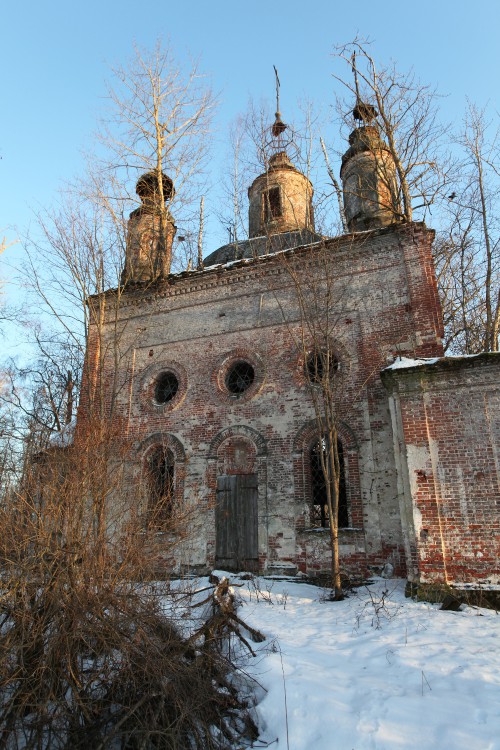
215 474 258 572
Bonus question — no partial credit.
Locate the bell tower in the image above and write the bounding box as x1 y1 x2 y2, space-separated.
121 171 177 284
340 60 401 233
340 119 400 233
247 69 315 239
248 151 315 238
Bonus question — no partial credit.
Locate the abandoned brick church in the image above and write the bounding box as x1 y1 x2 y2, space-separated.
80 105 500 589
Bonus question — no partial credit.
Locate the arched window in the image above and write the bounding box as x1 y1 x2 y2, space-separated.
310 438 348 528
145 446 175 527
263 186 282 222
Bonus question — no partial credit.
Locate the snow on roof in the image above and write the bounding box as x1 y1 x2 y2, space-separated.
48 416 76 448
384 352 497 372
385 356 440 370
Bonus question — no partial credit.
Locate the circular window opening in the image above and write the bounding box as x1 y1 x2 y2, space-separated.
154 371 179 404
225 361 255 395
306 350 339 383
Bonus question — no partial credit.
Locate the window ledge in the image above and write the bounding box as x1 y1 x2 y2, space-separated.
300 526 363 534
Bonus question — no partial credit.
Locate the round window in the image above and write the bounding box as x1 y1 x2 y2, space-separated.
154 371 179 404
225 361 255 395
306 350 339 383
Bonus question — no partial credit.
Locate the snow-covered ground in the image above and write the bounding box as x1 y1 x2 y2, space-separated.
213 575 500 750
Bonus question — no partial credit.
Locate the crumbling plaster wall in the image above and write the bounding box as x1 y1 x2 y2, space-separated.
81 222 444 577
382 354 500 586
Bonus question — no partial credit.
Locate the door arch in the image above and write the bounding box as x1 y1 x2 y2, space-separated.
213 433 260 572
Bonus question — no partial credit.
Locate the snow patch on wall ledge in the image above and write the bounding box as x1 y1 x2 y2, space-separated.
384 351 500 372
386 356 440 370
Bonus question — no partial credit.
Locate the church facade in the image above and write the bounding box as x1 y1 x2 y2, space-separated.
79 116 500 589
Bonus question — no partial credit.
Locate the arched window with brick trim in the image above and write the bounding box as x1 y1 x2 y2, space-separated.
310 437 349 529
144 445 175 527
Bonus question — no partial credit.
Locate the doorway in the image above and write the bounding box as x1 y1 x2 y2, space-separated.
215 474 258 572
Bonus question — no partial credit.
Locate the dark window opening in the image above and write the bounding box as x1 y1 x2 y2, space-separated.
264 187 282 222
310 438 348 528
306 349 339 384
154 371 179 404
146 446 174 526
308 199 315 227
226 361 255 395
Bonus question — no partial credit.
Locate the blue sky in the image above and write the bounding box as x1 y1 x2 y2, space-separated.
1 0 499 311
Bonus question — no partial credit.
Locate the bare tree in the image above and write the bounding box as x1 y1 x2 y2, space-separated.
18 33 217 418
320 135 348 233
433 212 483 353
435 102 499 353
457 102 499 351
1 58 255 735
2 339 78 441
216 92 333 245
217 114 250 246
0 39 221 603
96 39 216 277
274 238 375 600
0 416 259 749
5 38 217 492
18 191 126 430
286 251 347 599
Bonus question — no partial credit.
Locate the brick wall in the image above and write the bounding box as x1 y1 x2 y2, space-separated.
382 353 500 586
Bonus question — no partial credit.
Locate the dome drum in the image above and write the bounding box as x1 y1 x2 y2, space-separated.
340 126 400 232
248 152 315 239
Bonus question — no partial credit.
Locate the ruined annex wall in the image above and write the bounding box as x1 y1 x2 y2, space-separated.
84 222 443 577
382 354 500 586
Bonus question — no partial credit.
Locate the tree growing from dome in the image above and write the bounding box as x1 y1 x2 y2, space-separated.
93 39 216 278
331 38 452 223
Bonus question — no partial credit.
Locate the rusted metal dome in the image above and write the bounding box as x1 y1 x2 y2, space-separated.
136 171 175 203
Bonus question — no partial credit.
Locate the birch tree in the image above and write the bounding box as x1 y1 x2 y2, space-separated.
331 39 451 222
435 102 499 353
96 39 216 276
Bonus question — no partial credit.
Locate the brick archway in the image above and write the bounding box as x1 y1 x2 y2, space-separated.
136 432 186 463
208 425 267 459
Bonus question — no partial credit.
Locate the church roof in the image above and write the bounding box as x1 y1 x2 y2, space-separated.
203 228 323 267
